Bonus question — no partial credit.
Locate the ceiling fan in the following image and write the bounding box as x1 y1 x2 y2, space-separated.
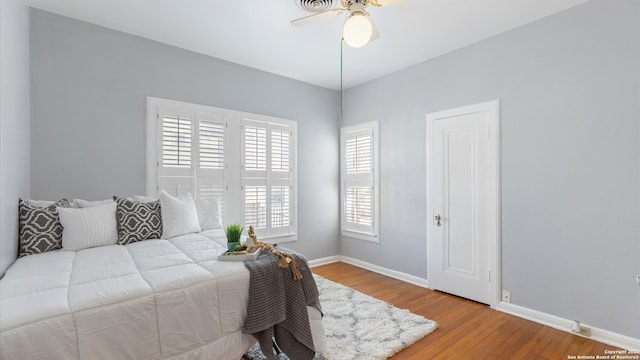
291 0 407 48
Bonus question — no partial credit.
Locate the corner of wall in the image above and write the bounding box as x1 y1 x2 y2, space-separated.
0 0 31 276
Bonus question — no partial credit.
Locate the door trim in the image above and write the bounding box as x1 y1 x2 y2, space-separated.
426 99 501 308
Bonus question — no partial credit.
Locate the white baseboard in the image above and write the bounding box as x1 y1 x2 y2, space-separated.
495 302 640 351
308 255 341 268
309 255 639 351
339 255 431 289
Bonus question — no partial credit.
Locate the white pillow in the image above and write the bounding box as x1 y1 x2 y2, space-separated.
25 199 56 208
159 191 201 239
57 202 118 250
74 198 114 208
133 195 157 203
195 198 223 230
26 199 78 208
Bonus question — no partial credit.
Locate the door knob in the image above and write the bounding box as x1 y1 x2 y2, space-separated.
434 214 442 227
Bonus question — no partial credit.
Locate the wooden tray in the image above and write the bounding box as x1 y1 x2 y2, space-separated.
218 247 262 262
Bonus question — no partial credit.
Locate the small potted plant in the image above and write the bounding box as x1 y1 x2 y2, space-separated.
225 223 244 252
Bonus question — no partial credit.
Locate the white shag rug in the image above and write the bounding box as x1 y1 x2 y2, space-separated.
245 274 438 360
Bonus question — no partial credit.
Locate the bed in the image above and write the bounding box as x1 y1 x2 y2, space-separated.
0 228 325 359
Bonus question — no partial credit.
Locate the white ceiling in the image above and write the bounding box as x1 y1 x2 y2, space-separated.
28 0 590 90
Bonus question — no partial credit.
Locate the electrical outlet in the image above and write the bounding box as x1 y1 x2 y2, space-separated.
636 274 640 286
501 290 511 303
571 321 592 337
578 325 592 337
571 320 580 333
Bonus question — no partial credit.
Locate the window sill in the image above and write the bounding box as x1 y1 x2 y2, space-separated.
341 230 379 243
260 234 297 244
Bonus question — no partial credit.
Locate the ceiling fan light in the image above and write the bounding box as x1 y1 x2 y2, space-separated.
343 12 373 48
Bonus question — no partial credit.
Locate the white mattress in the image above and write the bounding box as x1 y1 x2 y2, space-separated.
1 230 256 360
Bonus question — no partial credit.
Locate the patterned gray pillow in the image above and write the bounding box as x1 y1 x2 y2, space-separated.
114 197 163 245
18 198 72 257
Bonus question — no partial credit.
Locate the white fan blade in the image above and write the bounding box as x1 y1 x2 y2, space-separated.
369 15 380 42
369 0 408 7
290 8 346 26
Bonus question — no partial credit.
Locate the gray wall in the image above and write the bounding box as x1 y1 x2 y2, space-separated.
0 0 30 276
29 9 340 261
25 0 640 339
341 0 640 338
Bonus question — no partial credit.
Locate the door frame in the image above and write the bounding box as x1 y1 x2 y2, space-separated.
426 99 501 308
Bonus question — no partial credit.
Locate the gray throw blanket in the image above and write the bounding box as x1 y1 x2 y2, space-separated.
243 247 322 360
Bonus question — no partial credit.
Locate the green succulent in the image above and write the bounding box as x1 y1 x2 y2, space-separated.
225 223 244 244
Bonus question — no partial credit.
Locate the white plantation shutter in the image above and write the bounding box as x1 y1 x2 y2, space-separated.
196 112 227 219
270 186 290 228
197 183 225 202
242 120 294 238
162 115 191 169
148 98 296 241
244 125 267 172
198 118 224 170
345 186 372 225
267 124 294 237
158 109 196 196
344 132 373 227
341 122 379 240
346 133 372 174
162 116 192 169
244 185 267 229
156 108 227 221
242 123 268 233
197 183 225 219
271 129 289 172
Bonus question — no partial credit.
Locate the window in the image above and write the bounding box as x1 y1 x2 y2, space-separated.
155 109 227 218
146 97 297 242
242 120 294 238
340 121 379 242
161 115 192 169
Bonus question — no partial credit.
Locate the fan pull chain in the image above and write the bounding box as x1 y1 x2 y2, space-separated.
340 38 344 122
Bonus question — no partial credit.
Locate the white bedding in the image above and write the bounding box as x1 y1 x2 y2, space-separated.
1 230 257 359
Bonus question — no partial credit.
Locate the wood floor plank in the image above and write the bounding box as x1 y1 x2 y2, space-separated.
312 262 622 359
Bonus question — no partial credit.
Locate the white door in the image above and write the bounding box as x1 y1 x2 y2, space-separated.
426 100 500 306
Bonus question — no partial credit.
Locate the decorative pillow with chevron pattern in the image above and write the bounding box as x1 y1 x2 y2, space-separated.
114 197 163 245
18 198 73 257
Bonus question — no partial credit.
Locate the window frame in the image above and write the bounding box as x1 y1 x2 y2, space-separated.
241 118 296 240
340 121 380 242
146 97 297 243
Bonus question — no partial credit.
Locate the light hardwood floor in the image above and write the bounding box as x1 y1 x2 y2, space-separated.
312 262 621 360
